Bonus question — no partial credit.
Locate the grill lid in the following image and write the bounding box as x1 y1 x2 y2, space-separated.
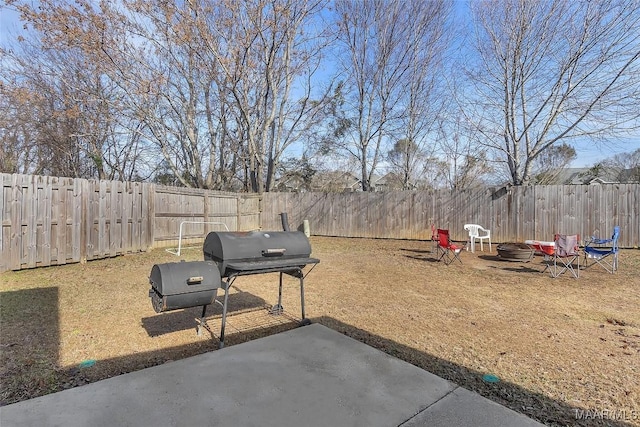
203 231 317 277
150 261 221 296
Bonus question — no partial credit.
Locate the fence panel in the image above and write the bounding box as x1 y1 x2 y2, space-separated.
153 186 261 248
262 185 639 248
0 174 154 271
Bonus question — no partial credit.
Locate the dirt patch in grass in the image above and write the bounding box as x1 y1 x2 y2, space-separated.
1 237 639 426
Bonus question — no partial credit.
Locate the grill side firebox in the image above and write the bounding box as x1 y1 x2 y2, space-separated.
149 261 222 313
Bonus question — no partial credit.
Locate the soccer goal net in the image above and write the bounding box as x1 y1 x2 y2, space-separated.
165 221 230 256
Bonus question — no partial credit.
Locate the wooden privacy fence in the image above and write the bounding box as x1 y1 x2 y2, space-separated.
261 184 640 248
1 174 261 272
2 173 638 272
1 174 154 272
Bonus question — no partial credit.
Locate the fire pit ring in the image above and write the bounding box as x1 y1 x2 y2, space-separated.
497 242 534 261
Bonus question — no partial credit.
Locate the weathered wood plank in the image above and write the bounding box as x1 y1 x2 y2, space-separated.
10 174 22 270
25 175 37 268
42 176 52 266
109 180 119 256
260 185 638 248
0 174 6 271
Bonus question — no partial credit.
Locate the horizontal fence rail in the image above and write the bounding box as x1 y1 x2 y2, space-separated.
261 185 639 248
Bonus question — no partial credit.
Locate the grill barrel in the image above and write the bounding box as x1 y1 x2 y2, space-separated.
149 261 222 313
203 231 315 277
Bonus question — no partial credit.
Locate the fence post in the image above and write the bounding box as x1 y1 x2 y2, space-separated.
236 196 242 231
10 174 22 270
80 178 89 263
203 191 210 236
146 183 155 250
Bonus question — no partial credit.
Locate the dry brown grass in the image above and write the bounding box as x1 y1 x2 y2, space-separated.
1 236 639 426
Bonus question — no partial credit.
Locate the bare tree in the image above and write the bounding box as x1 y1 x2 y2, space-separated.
395 0 452 190
531 143 577 184
386 138 423 189
467 0 640 185
108 0 227 188
600 147 640 182
437 117 494 190
5 0 332 190
3 0 151 180
0 79 41 174
331 0 452 191
195 0 333 193
332 0 406 191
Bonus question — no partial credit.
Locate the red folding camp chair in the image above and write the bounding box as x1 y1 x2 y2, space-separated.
431 224 439 256
437 229 464 265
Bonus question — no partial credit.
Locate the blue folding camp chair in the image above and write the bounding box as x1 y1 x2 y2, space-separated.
583 226 620 274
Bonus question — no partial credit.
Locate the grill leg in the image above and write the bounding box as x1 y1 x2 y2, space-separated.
299 272 306 321
269 272 285 315
278 272 284 307
219 279 231 349
299 274 311 326
196 305 207 336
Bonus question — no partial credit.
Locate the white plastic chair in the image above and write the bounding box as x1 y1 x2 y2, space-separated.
463 224 491 253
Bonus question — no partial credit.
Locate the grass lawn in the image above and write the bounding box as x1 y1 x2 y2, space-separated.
1 236 639 426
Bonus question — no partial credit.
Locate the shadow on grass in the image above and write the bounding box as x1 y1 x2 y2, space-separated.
404 254 442 263
141 290 269 337
0 285 300 406
2 288 636 427
494 265 548 274
310 316 636 427
400 247 433 255
0 287 60 406
478 255 553 274
400 247 442 263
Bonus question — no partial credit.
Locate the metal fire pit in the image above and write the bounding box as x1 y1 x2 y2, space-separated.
203 230 320 348
497 243 534 261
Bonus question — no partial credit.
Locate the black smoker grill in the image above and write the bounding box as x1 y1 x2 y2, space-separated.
203 230 319 347
149 231 319 348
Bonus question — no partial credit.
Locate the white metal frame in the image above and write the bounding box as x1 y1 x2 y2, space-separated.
165 221 230 256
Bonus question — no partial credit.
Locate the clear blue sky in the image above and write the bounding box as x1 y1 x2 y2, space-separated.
1 2 638 169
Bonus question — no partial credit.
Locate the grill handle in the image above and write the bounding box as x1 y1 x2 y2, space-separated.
187 276 204 284
262 248 286 256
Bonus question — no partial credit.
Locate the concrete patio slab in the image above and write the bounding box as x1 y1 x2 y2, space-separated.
402 387 544 426
0 323 543 427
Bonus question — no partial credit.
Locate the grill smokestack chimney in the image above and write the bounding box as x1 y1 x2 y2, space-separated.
280 212 290 231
